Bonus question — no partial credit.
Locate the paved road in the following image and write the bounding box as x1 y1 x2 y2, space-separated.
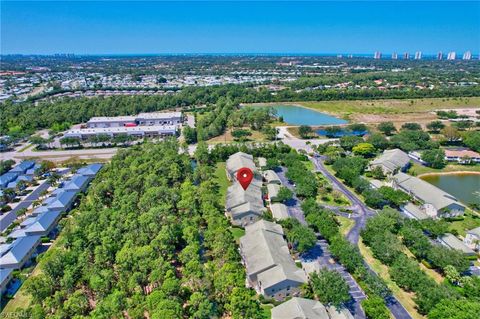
276 167 306 225
302 239 367 319
276 134 412 319
307 155 412 319
310 155 375 245
276 166 366 318
277 126 334 153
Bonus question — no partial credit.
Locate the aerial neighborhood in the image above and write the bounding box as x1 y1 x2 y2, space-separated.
0 162 102 296
1 9 480 317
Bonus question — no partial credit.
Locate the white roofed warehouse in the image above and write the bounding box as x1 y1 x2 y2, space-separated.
86 111 182 128
64 125 178 139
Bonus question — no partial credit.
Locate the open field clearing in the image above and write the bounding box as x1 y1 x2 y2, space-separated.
207 128 266 144
409 162 480 176
248 97 480 126
298 97 480 116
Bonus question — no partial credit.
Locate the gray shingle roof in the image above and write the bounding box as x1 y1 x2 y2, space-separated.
402 202 428 220
440 233 475 255
270 203 289 220
24 211 62 235
226 152 256 180
0 244 12 256
257 157 267 168
77 163 103 176
467 226 480 237
31 206 50 216
20 216 37 227
63 174 90 192
229 201 265 219
17 175 33 183
394 172 465 212
226 182 263 211
240 220 307 289
326 306 355 319
0 172 19 188
264 170 281 184
257 263 307 291
44 190 77 211
245 219 284 236
268 184 281 200
0 267 13 286
0 235 41 268
371 149 410 172
271 297 329 319
10 161 35 174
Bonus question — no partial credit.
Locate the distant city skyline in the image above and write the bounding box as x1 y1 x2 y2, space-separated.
1 1 479 55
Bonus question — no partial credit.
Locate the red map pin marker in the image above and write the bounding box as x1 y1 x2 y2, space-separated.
237 167 254 190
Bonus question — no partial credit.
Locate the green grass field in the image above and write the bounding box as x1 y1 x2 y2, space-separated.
298 97 480 117
409 162 480 176
260 304 273 318
214 162 230 205
447 210 480 237
336 216 355 236
230 227 246 242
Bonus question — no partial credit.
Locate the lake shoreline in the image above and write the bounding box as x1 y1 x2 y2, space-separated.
243 102 345 118
418 171 480 178
244 103 348 126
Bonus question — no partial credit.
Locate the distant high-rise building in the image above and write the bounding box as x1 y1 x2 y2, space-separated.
392 52 398 60
414 51 422 60
463 51 472 60
447 51 456 60
374 51 382 59
403 52 410 60
437 52 443 60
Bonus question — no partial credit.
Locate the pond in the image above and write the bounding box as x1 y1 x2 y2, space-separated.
270 105 347 126
316 129 368 137
420 173 480 206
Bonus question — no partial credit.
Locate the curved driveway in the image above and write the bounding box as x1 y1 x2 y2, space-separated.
310 155 375 245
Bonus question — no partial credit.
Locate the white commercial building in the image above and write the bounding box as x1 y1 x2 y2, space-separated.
64 125 178 139
86 111 182 128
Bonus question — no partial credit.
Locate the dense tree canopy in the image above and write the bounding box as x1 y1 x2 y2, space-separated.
18 139 264 319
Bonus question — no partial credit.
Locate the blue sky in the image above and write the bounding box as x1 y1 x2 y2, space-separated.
1 1 479 55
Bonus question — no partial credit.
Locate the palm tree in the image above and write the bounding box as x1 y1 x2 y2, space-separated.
32 199 42 208
1 188 16 203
